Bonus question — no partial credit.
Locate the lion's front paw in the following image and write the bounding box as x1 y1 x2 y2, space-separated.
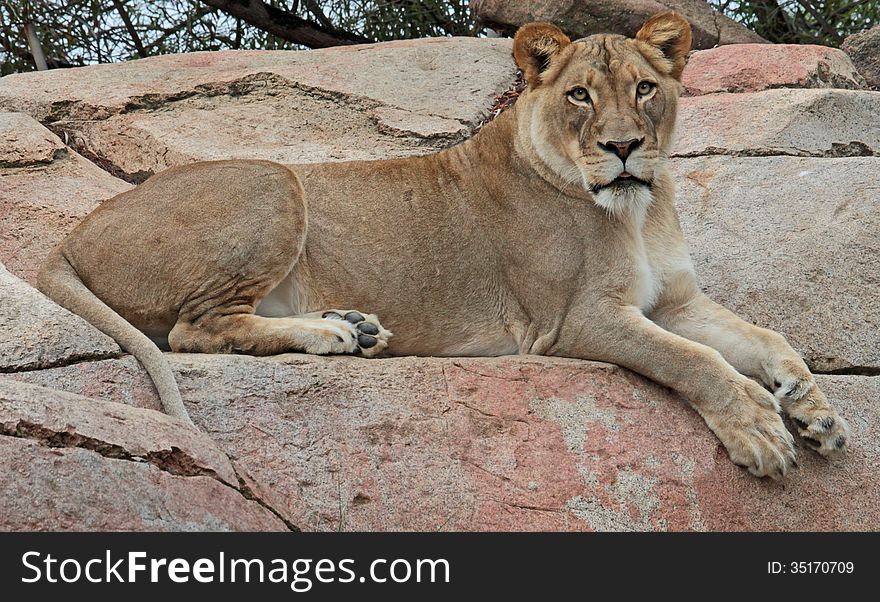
766 359 850 458
706 380 796 479
717 413 797 480
769 361 849 458
786 387 850 458
321 310 392 357
771 361 814 403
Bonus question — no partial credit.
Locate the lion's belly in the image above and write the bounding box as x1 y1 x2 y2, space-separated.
257 266 521 357
393 329 520 357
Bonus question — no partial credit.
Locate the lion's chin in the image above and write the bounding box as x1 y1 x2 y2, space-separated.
591 181 654 218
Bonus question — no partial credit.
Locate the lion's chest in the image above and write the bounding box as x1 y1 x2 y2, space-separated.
630 237 662 313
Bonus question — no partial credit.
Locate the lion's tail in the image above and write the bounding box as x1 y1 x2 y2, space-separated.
36 249 194 426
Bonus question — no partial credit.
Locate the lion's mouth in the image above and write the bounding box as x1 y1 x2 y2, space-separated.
591 172 652 192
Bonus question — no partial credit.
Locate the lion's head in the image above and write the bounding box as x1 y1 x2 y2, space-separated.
511 12 691 216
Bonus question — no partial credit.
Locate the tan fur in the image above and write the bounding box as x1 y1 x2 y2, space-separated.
635 11 692 79
38 12 848 476
513 22 572 86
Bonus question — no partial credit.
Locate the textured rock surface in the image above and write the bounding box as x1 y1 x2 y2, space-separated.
672 89 880 158
0 378 294 531
843 25 880 89
472 0 766 49
0 39 516 181
7 354 879 531
682 44 866 95
0 112 131 284
672 156 879 372
0 262 120 372
0 111 66 167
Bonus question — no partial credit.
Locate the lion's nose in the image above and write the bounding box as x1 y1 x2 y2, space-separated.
598 138 643 162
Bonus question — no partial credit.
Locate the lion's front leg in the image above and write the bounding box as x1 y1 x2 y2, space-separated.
554 306 796 478
651 293 849 457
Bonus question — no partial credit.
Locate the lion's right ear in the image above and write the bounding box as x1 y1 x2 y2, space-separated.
513 23 571 87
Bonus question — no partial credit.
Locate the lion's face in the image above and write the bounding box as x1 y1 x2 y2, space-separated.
513 13 692 215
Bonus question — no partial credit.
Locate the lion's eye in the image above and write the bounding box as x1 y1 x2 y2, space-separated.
567 87 591 104
637 81 656 97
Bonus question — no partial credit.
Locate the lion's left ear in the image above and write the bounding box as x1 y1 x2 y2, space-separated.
635 12 692 80
513 22 571 87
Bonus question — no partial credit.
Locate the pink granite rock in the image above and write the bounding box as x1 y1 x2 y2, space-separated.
9 354 878 531
0 262 121 371
0 378 294 531
0 112 131 284
0 40 516 180
683 44 865 96
673 89 880 158
472 0 766 49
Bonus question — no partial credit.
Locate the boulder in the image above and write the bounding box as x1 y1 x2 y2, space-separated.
472 0 766 49
0 378 294 531
682 44 866 95
0 112 131 284
0 262 120 372
670 87 879 373
672 89 880 158
7 354 879 531
0 39 517 182
672 156 879 372
0 111 66 166
842 25 880 89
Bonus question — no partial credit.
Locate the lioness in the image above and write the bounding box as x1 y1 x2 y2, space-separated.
38 12 848 478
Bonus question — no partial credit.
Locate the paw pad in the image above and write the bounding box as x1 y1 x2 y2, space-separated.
357 334 377 348
357 322 379 336
321 309 391 357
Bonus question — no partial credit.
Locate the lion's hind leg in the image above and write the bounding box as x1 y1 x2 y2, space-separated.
298 309 392 357
169 311 390 358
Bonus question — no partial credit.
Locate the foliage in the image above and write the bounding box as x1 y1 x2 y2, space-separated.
0 1 479 75
708 0 878 45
